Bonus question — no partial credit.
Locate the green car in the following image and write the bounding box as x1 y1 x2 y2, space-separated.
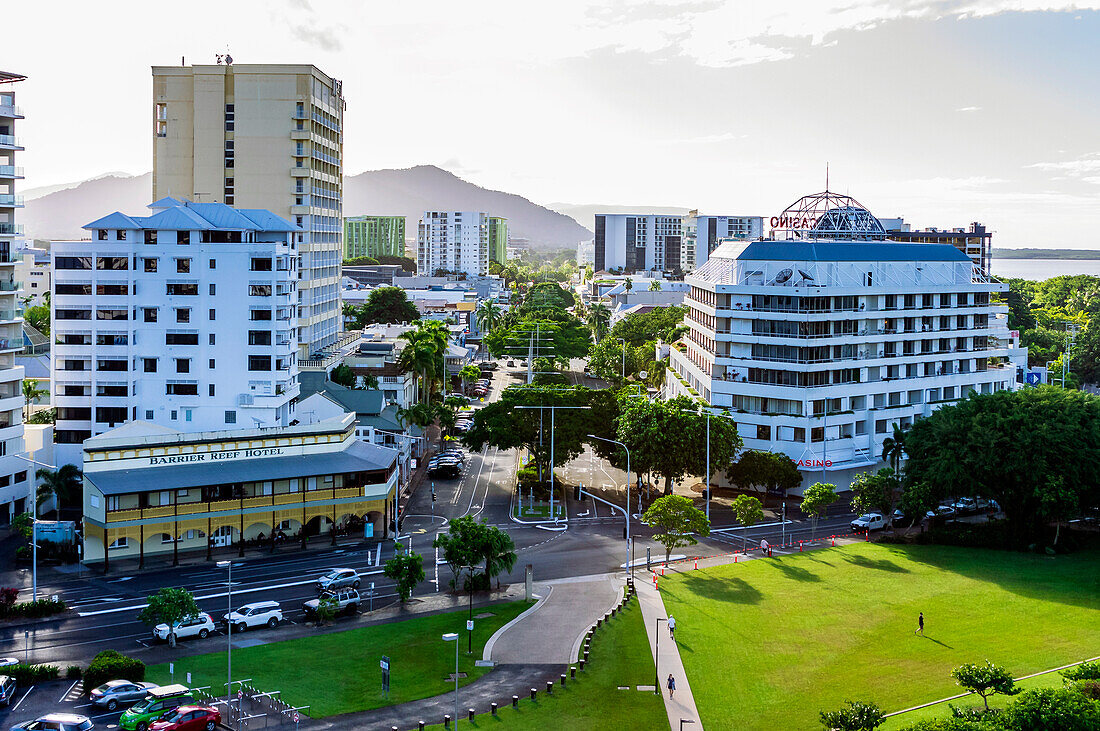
118 684 194 731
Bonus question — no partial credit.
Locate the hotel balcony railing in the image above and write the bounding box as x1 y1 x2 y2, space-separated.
104 484 385 523
0 103 23 118
0 224 23 236
0 135 23 148
0 309 23 321
0 280 21 291
0 166 24 179
0 195 23 207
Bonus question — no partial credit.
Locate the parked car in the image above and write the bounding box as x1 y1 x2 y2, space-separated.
428 463 462 479
850 513 889 532
148 706 221 731
0 675 16 707
439 449 465 463
445 393 471 403
222 601 282 632
10 714 93 731
478 362 498 371
950 497 978 515
303 588 360 617
119 685 195 731
89 680 160 712
926 505 956 520
152 613 215 643
506 360 515 367
316 568 360 591
0 658 18 669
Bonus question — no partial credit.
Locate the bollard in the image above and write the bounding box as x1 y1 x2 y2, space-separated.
419 722 425 731
531 687 537 700
570 666 576 679
579 659 586 671
444 715 451 729
865 530 869 542
393 727 399 731
596 617 602 627
831 535 835 546
491 702 498 716
468 708 474 721
583 649 590 663
560 673 567 686
799 541 803 552
694 558 698 570
512 695 519 709
546 680 554 695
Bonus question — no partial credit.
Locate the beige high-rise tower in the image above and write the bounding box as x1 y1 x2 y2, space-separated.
152 62 344 356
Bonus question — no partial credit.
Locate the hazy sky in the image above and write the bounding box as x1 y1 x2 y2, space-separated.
6 1 1100 246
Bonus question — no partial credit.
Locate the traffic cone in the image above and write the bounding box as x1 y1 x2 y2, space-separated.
831 535 835 546
799 541 803 552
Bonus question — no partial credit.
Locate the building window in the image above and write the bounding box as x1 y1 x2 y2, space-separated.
171 410 177 420
176 259 191 273
144 308 157 323
178 231 192 245
176 358 190 374
225 410 237 424
144 230 158 245
209 358 216 369
166 283 199 296
176 308 190 323
116 230 126 241
109 537 129 550
249 284 272 296
248 330 271 345
209 283 216 296
248 355 272 371
97 230 108 241
165 333 199 345
96 256 129 270
143 358 157 373
209 334 216 345
146 410 154 420
166 383 199 396
209 384 216 397
209 258 216 269
209 308 216 320
144 258 157 272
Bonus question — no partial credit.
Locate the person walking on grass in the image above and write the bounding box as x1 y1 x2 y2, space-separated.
667 673 676 699
915 611 924 636
667 615 676 640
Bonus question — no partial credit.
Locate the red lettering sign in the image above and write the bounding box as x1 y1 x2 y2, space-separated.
770 215 817 229
796 459 833 468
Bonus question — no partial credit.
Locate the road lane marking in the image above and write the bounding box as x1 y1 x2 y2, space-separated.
12 685 33 711
59 680 79 703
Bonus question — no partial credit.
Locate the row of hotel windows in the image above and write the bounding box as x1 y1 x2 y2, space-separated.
57 256 277 272
56 330 282 346
59 355 286 373
688 289 991 311
56 283 283 299
94 230 256 244
56 304 285 321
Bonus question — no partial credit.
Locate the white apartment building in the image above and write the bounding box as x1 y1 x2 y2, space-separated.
0 71 29 521
51 198 300 447
594 214 684 273
682 212 764 270
417 211 489 277
15 246 50 306
152 63 344 357
666 192 1027 492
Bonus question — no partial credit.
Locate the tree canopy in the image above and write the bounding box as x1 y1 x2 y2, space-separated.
137 587 200 646
642 494 710 563
433 515 517 592
726 450 803 497
903 386 1100 547
345 287 419 328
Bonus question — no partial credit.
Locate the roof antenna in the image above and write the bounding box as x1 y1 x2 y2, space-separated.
825 162 829 193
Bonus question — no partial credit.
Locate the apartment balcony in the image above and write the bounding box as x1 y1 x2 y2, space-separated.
0 224 23 236
0 133 22 148
290 166 310 177
0 195 23 208
0 166 24 179
0 101 24 118
0 308 23 323
0 280 21 292
290 129 310 141
0 337 20 353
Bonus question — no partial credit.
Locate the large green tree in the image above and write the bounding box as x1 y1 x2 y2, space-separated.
616 395 741 495
726 450 803 498
359 286 419 325
36 464 82 519
800 482 838 540
137 587 200 647
849 468 903 529
384 544 426 602
951 661 1019 711
730 494 764 550
903 386 1100 547
642 494 710 564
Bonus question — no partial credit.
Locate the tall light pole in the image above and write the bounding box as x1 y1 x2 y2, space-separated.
217 561 233 705
517 405 589 521
587 434 631 549
675 408 737 523
14 453 56 602
618 338 627 382
442 632 459 726
654 616 667 695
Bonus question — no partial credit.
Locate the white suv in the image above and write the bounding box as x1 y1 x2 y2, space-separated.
223 601 283 632
851 513 889 532
153 612 216 642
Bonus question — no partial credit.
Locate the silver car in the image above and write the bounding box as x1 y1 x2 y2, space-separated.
89 680 160 711
10 714 94 731
316 568 360 591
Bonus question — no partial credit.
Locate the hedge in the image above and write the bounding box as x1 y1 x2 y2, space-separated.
0 589 67 619
83 650 145 694
4 664 60 683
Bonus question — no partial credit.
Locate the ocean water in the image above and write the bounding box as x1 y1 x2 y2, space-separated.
991 258 1100 281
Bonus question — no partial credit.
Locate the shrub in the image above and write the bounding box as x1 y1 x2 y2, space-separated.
1076 681 1100 700
83 650 145 695
0 597 68 619
66 665 82 679
1002 687 1100 731
1062 661 1100 684
5 664 60 683
0 587 17 612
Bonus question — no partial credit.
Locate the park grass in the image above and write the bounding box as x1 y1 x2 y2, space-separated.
146 601 529 718
424 596 668 730
661 542 1100 731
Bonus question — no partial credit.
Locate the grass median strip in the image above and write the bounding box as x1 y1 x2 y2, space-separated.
146 601 529 717
424 594 667 730
661 542 1100 731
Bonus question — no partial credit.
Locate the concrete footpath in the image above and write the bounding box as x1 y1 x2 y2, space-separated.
637 576 702 730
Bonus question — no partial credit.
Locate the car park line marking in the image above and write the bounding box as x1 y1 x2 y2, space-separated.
59 680 79 703
77 570 385 616
12 685 33 711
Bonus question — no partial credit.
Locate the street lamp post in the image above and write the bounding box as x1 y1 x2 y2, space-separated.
517 406 590 521
14 453 56 602
217 561 233 707
587 434 631 559
654 617 667 695
617 338 627 382
442 632 459 726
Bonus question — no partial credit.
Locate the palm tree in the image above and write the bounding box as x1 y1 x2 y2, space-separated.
36 464 82 519
881 423 907 476
459 364 481 394
22 379 47 421
586 302 611 341
648 280 662 291
475 301 501 335
397 340 438 404
624 277 633 292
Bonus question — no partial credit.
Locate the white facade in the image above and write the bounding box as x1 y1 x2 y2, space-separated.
594 214 684 273
683 213 764 270
0 73 30 521
15 247 50 306
51 199 301 445
417 211 488 277
666 237 1027 492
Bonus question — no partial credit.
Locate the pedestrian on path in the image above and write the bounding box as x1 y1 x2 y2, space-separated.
760 538 770 557
915 611 924 636
667 674 676 699
667 615 676 640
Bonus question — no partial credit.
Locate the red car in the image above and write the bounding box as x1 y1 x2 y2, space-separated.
149 705 221 731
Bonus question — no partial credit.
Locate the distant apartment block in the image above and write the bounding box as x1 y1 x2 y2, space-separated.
487 216 508 266
152 63 344 357
51 198 300 444
0 70 29 521
417 211 490 277
682 212 764 269
344 216 406 260
593 214 683 273
879 218 992 276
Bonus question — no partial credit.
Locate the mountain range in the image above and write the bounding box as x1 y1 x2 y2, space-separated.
20 165 596 250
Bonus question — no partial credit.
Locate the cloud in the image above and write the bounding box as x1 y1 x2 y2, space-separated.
294 23 343 51
956 106 982 112
1026 154 1100 177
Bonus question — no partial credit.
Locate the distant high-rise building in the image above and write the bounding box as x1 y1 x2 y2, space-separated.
0 71 29 522
152 63 344 357
417 211 489 277
682 212 764 270
487 216 508 266
593 214 684 273
879 218 992 276
344 216 406 260
51 199 300 442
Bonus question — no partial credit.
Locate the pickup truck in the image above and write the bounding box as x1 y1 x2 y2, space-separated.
851 513 889 532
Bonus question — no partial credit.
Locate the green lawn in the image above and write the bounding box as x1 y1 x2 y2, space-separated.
425 595 667 730
661 542 1100 731
146 601 530 718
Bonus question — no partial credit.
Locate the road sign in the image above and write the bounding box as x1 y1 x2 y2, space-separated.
381 655 391 694
187 672 192 684
639 370 648 379
238 689 243 700
467 619 474 631
292 712 299 723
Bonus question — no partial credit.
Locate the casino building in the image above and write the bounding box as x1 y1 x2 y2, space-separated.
80 412 398 568
665 190 1028 492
